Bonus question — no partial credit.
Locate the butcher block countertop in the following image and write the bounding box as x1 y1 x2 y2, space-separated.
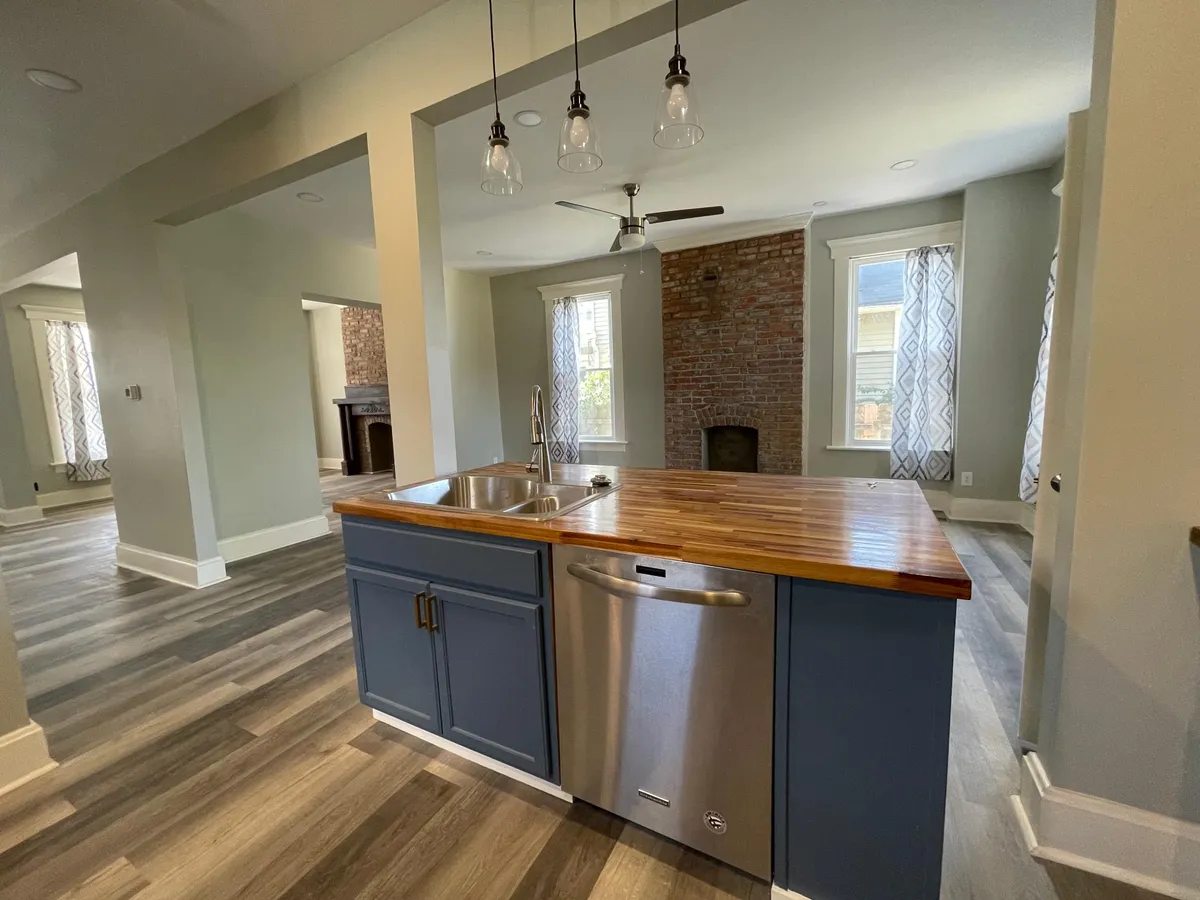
333 463 972 600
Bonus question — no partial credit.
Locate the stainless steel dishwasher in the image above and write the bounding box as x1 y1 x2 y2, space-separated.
553 546 775 880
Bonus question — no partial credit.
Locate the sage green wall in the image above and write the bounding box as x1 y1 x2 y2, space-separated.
445 268 504 471
957 170 1061 500
491 254 665 468
806 174 1059 502
0 309 36 513
807 195 966 480
0 286 107 499
306 304 348 464
175 211 380 541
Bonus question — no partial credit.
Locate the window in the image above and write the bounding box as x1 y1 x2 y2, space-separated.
827 222 962 450
850 255 904 444
538 274 626 449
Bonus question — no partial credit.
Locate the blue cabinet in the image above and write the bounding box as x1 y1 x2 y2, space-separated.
347 566 440 730
774 577 957 900
431 585 552 777
342 517 559 783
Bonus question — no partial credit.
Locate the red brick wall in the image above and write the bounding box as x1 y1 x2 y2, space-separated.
661 230 805 473
341 307 387 386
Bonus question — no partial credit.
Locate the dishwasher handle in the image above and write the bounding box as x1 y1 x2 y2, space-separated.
566 562 751 608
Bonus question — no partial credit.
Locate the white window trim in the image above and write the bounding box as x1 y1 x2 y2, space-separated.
827 222 962 450
537 274 626 448
22 304 86 467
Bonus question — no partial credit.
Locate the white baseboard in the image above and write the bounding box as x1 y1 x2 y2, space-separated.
1014 751 1200 900
0 505 44 528
115 542 229 589
318 458 343 470
771 887 813 900
36 483 113 509
217 515 330 563
1019 501 1037 535
0 722 56 798
922 489 1035 530
371 709 573 804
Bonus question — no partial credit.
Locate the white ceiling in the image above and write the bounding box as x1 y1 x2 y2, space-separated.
235 158 377 249
435 0 1095 273
0 0 446 246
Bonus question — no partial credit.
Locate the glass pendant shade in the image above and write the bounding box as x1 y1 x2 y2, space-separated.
558 107 602 173
481 124 522 195
654 47 703 149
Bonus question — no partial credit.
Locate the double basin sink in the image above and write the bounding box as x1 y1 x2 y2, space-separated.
380 473 617 521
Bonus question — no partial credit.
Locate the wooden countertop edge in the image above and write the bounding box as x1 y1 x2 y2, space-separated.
332 497 973 602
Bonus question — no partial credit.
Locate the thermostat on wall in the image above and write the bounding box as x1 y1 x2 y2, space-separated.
124 385 142 401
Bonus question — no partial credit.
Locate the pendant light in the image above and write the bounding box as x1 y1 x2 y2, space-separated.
557 0 602 173
653 0 704 149
481 0 522 195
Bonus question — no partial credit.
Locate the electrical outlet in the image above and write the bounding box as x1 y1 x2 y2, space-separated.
960 471 973 487
492 456 500 464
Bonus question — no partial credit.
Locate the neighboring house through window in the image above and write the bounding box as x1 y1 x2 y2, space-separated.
537 274 626 451
827 222 963 450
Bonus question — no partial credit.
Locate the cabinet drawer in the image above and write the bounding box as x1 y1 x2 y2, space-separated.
343 518 543 598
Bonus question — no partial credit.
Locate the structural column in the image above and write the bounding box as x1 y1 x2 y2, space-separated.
75 198 224 588
0 571 54 793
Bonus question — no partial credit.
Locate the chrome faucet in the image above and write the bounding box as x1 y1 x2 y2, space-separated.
527 385 553 483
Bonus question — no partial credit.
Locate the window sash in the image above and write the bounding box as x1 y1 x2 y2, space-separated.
576 294 615 440
846 253 906 448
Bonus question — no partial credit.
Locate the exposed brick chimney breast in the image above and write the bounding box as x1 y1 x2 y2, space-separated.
661 229 806 473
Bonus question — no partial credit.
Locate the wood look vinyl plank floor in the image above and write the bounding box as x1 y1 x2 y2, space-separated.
0 474 1166 900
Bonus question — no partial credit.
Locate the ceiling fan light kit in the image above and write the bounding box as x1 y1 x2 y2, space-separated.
558 0 603 173
480 0 523 195
556 182 724 254
653 0 704 149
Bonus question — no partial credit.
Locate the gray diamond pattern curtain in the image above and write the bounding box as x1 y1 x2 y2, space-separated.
891 245 958 481
45 320 110 482
1019 250 1058 501
549 297 581 463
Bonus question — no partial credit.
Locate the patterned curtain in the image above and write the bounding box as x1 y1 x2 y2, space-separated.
1019 251 1058 501
45 320 110 482
548 297 581 463
891 245 958 481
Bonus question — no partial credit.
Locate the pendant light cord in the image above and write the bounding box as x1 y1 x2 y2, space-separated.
489 0 500 119
572 0 581 90
675 0 681 54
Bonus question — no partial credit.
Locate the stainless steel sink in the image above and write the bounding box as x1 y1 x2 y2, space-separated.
380 474 617 520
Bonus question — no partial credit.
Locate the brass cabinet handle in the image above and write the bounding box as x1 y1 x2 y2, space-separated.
414 591 427 630
425 593 439 632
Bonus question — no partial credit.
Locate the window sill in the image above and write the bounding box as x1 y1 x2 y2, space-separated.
825 444 889 453
581 440 628 452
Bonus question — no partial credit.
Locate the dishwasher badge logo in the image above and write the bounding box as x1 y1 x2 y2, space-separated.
703 811 728 834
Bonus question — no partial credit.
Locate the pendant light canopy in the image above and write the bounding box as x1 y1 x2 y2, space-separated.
653 0 704 149
558 0 602 173
481 0 522 195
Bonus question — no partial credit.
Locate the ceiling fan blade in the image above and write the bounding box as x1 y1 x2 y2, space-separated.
556 200 624 221
609 233 622 253
645 206 726 224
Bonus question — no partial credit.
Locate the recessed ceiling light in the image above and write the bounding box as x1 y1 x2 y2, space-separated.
26 69 82 93
476 250 493 256
812 200 828 208
890 159 918 171
296 192 324 203
514 110 543 127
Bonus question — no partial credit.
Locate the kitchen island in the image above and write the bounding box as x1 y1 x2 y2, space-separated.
333 463 971 900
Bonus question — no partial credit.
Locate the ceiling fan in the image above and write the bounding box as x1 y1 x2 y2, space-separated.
555 183 724 253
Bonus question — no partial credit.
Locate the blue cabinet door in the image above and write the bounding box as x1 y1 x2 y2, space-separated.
346 566 440 731
428 584 551 779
